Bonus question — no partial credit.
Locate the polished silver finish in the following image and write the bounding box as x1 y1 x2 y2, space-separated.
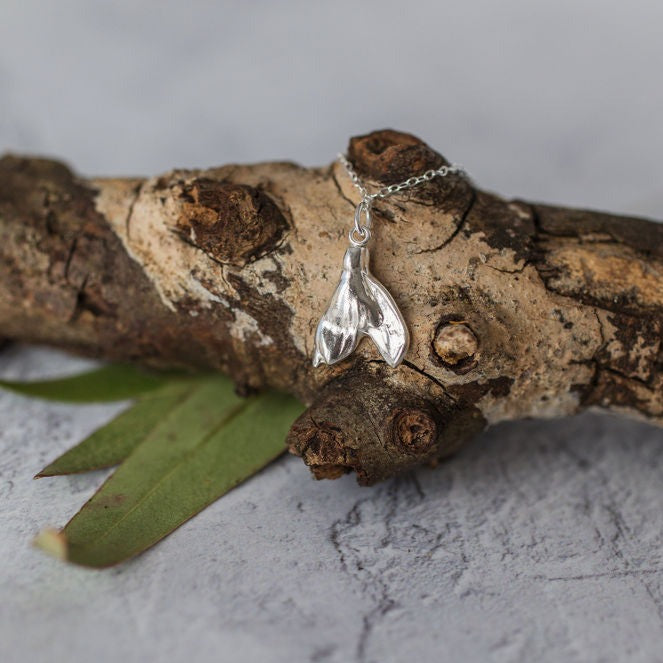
313 153 466 368
312 246 409 368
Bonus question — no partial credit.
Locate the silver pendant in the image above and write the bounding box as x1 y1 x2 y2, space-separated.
313 202 409 368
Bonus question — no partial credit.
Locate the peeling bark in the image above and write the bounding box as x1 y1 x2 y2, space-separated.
1 129 662 484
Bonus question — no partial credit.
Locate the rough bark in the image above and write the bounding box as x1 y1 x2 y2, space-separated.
1 129 661 484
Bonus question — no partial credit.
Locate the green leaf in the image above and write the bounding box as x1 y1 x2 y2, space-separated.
36 380 195 477
35 376 303 568
0 364 169 402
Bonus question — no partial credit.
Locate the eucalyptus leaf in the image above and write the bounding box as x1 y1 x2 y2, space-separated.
36 380 195 477
35 376 303 567
0 364 168 402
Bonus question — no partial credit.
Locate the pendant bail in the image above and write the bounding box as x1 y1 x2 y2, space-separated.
349 200 372 247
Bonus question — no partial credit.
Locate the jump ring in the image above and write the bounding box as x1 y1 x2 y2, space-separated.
349 225 371 246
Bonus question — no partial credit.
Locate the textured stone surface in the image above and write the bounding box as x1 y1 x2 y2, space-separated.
2 347 663 663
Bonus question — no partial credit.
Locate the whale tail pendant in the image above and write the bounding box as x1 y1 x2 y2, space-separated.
313 246 409 368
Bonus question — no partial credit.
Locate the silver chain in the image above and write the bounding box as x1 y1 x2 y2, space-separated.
337 153 467 246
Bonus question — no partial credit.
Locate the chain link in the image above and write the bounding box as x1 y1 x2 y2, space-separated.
337 152 468 247
337 153 467 206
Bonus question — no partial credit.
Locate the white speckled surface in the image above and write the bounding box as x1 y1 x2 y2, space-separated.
1 2 663 662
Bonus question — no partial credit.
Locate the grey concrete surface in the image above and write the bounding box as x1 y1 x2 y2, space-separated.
1 2 663 662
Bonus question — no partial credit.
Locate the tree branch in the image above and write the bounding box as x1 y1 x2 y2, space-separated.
1 129 661 484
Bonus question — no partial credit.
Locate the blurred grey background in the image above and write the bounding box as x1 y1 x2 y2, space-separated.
2 1 663 662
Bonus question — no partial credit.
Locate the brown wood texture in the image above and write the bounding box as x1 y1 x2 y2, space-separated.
1 129 661 484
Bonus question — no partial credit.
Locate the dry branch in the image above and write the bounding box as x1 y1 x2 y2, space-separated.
1 129 662 484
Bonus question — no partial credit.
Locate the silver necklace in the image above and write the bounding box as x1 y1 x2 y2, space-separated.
313 153 467 368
